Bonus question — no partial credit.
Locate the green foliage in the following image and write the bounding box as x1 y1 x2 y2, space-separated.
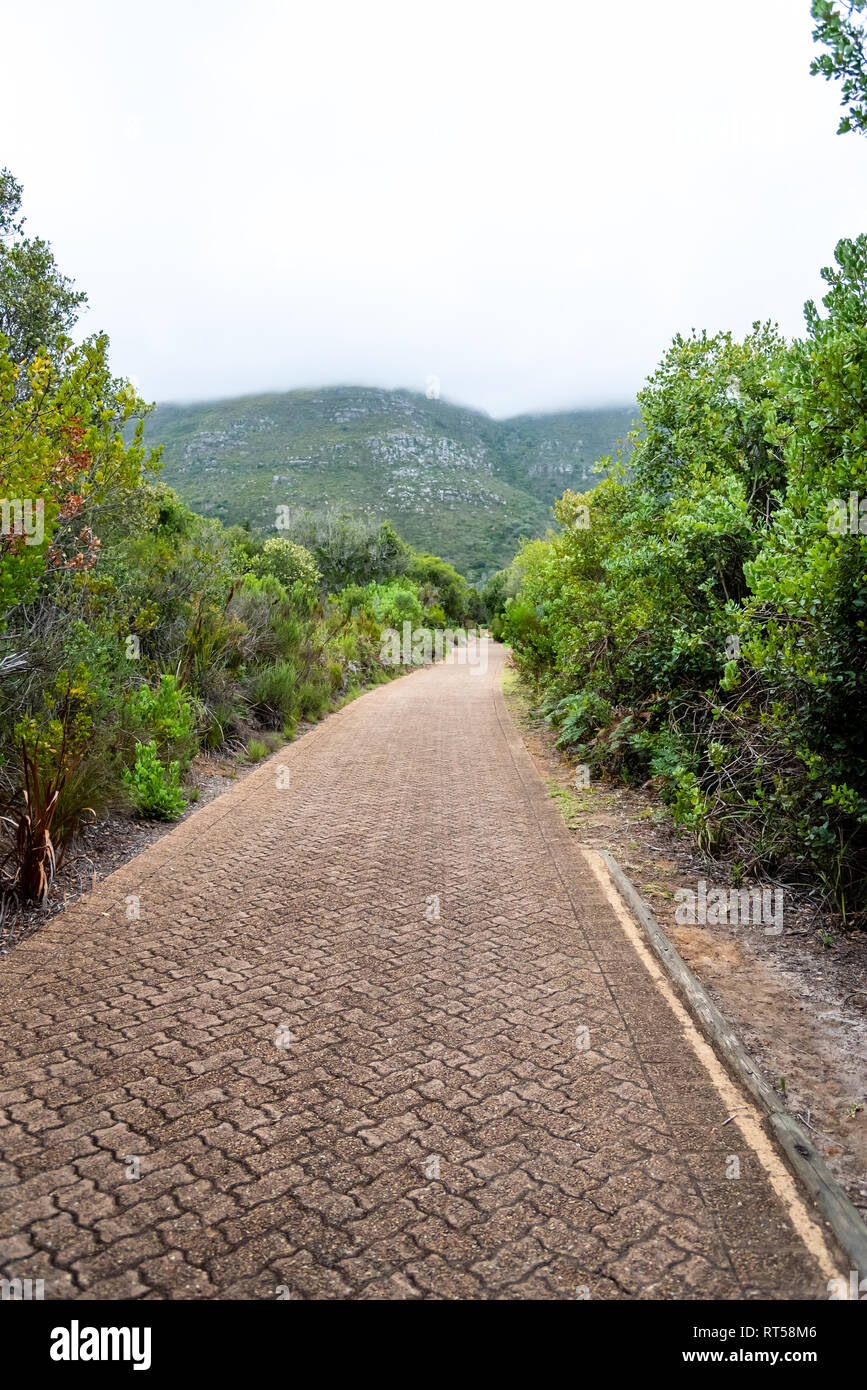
249 537 320 606
122 741 186 820
482 566 521 631
505 239 867 918
0 336 158 612
0 174 158 615
297 675 331 720
407 552 481 623
287 512 412 592
202 700 243 749
551 690 612 749
811 1 867 135
0 167 87 362
248 661 297 728
365 579 427 630
126 674 196 771
140 387 633 582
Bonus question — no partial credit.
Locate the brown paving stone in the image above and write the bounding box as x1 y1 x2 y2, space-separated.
0 646 842 1299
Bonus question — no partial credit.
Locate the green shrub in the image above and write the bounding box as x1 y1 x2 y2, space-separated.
369 581 426 630
246 739 268 762
201 698 244 749
127 674 197 771
552 690 612 749
336 631 359 663
250 538 320 607
248 661 297 727
504 242 867 917
297 676 330 720
122 741 186 820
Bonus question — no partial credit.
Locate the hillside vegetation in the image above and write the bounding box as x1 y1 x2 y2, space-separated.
2 0 864 930
0 171 483 908
492 6 867 927
496 240 867 922
143 389 634 581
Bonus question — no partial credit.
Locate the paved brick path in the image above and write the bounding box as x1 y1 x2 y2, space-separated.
0 646 839 1299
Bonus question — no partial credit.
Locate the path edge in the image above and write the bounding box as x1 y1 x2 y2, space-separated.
596 846 867 1280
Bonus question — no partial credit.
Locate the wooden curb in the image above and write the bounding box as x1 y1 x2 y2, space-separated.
598 847 867 1281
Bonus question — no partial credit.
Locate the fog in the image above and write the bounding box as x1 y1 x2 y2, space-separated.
4 0 864 416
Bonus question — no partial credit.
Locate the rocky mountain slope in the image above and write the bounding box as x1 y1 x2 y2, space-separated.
143 387 635 579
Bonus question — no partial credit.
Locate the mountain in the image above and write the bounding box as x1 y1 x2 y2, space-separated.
141 387 635 581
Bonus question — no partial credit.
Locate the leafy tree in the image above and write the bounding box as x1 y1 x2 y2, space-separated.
811 1 867 135
0 169 87 363
285 509 411 591
407 552 477 623
0 336 155 611
744 235 867 783
481 566 522 631
361 579 427 631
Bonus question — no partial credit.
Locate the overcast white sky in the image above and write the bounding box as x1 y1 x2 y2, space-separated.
4 0 865 416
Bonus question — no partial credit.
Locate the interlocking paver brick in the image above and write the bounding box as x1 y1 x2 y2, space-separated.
0 645 842 1298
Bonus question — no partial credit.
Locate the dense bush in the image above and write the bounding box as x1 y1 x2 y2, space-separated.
505 240 867 920
407 552 483 625
249 537 321 605
0 171 484 901
248 660 298 728
122 741 186 820
125 674 197 772
282 510 411 592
